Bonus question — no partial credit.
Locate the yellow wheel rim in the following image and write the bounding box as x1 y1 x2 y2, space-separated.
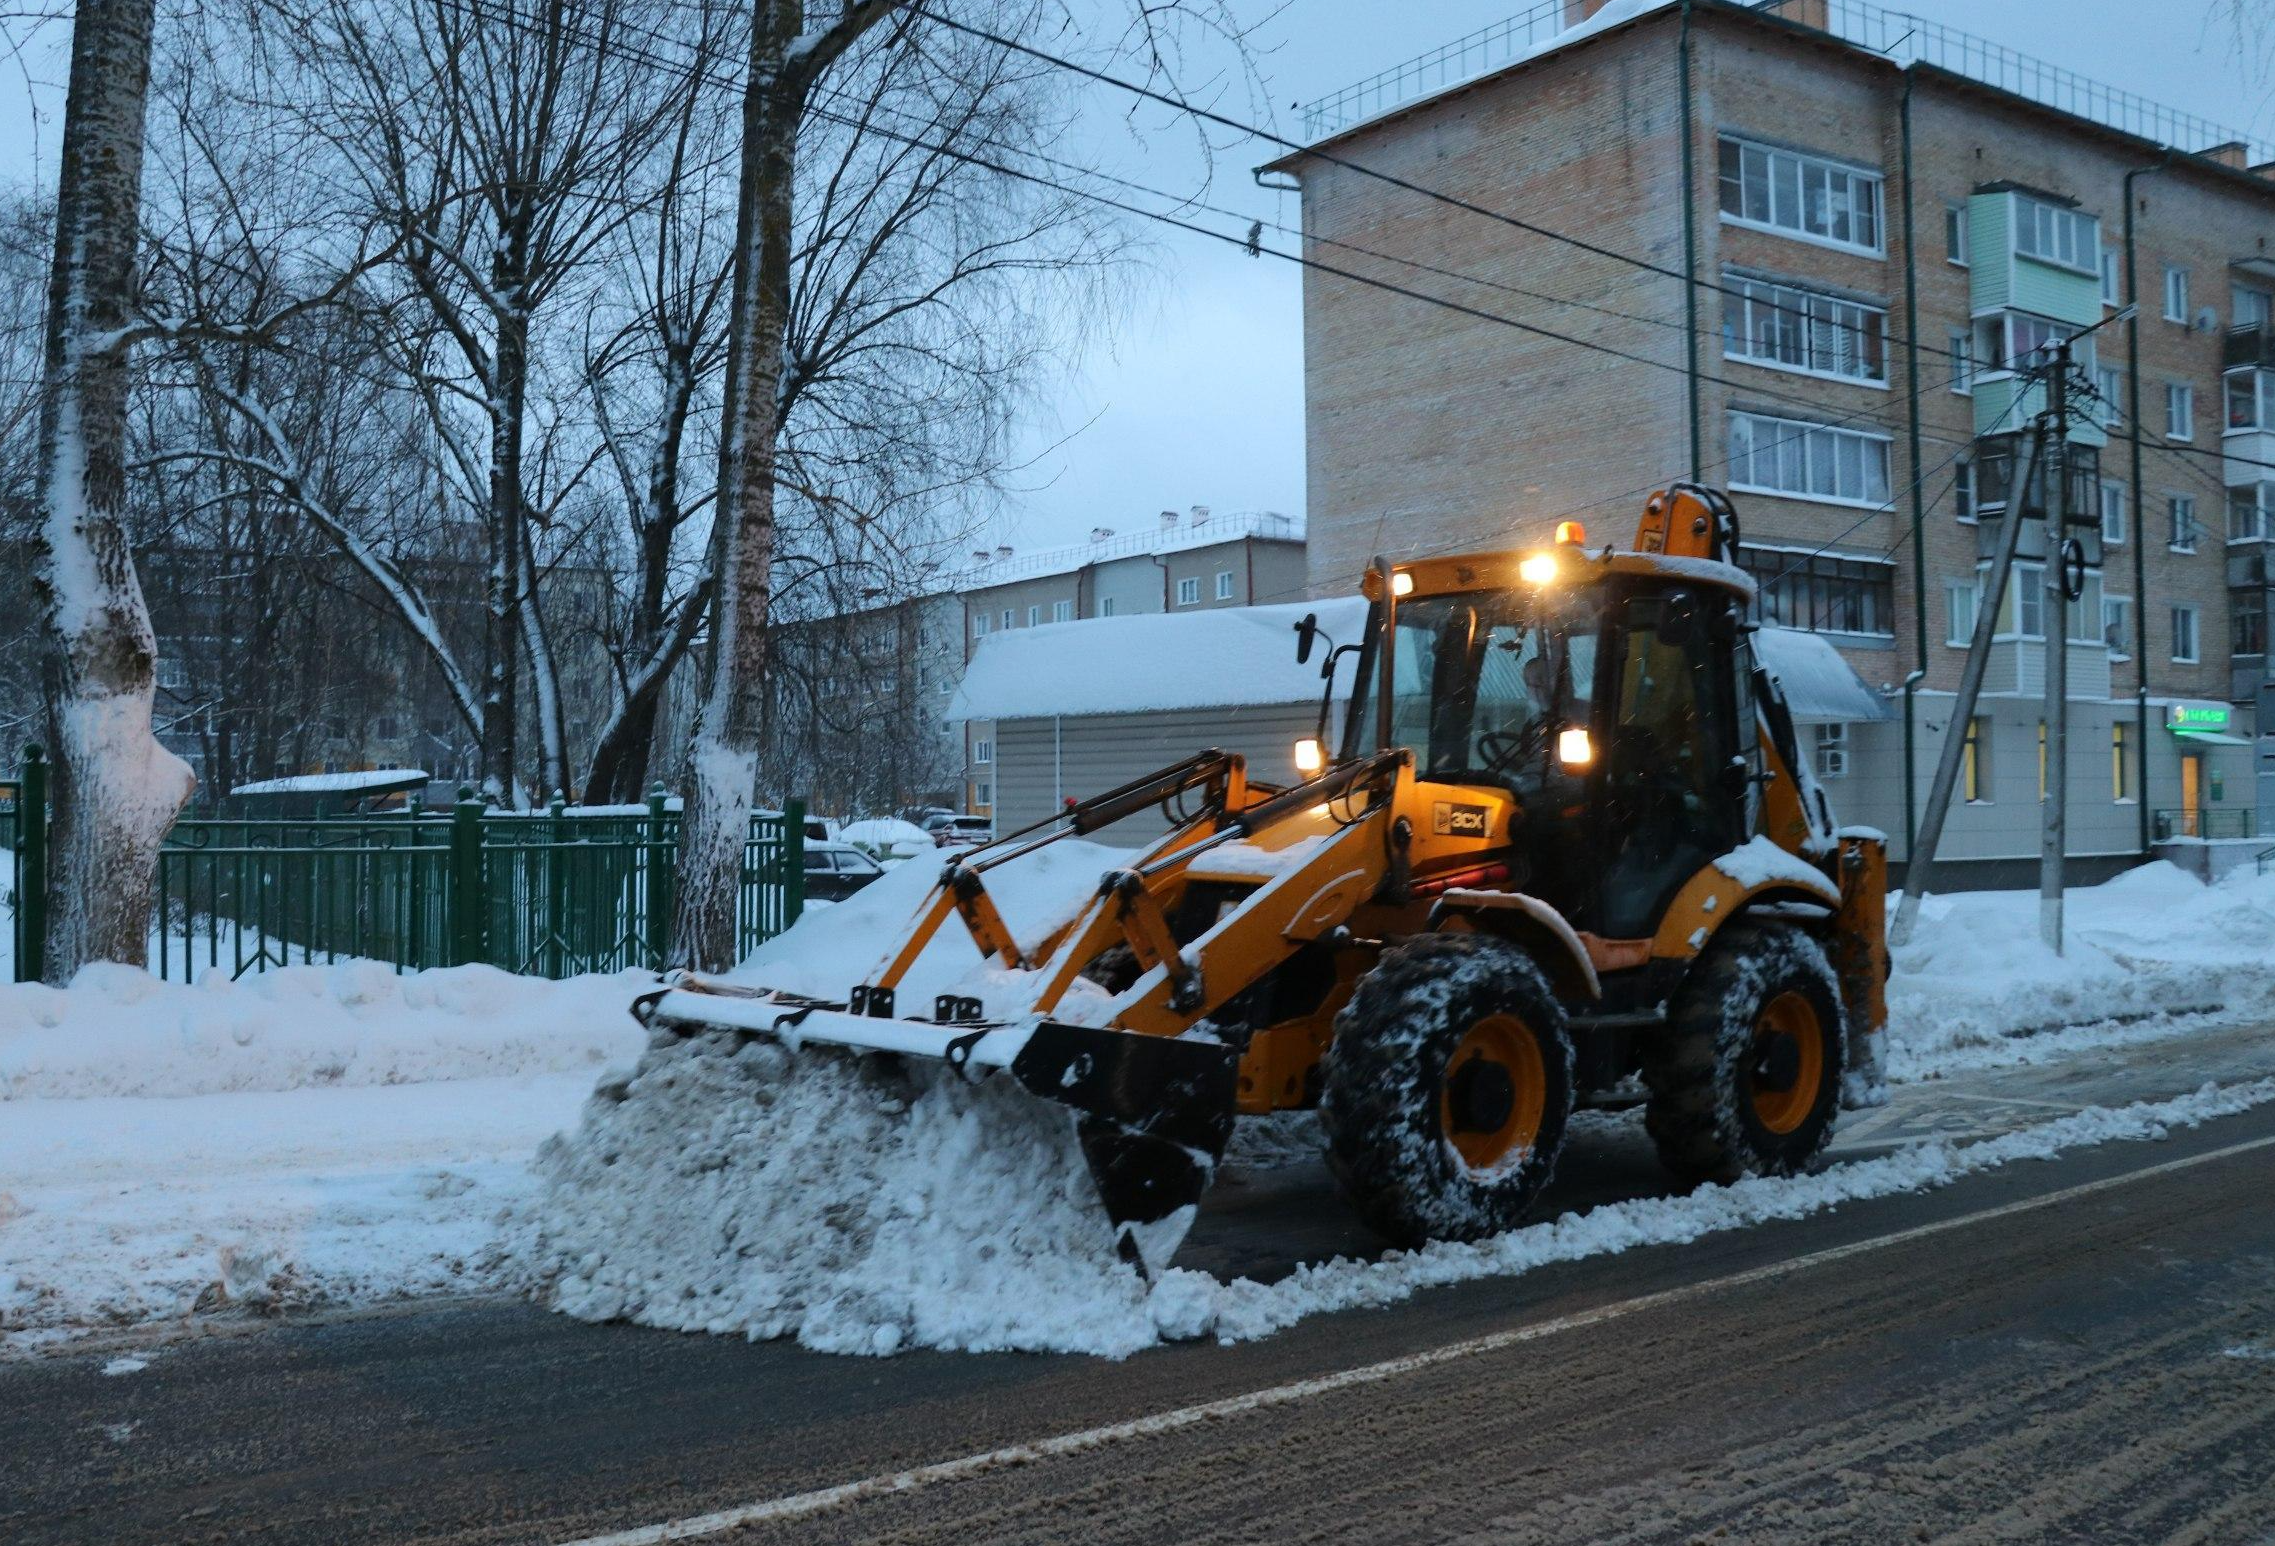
1749 991 1825 1136
1441 1012 1547 1172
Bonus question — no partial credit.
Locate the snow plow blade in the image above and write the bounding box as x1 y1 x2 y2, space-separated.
633 982 1239 1275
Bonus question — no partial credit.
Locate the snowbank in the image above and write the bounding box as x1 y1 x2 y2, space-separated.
0 961 650 1101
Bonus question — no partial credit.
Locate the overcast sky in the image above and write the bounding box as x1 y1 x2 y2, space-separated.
3 0 2266 554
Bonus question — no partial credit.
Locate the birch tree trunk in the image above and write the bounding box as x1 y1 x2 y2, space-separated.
668 0 903 968
31 0 197 979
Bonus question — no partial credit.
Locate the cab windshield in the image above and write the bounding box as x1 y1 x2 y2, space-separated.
1347 590 1598 790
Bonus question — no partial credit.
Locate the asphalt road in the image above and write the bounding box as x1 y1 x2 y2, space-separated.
7 1090 2275 1545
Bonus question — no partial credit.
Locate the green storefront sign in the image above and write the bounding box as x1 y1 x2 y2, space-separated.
2167 702 2233 732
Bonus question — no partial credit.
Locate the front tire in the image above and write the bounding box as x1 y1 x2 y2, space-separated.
1643 921 1845 1185
1321 934 1575 1247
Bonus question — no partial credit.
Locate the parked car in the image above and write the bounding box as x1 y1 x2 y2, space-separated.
933 815 994 848
838 817 935 862
801 841 886 902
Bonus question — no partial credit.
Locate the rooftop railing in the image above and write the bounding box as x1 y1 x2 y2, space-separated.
1297 0 2275 167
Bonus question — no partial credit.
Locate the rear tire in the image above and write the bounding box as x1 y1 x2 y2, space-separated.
1321 934 1575 1247
1643 921 1845 1185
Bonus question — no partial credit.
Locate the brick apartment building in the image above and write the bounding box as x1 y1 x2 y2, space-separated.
1271 0 2275 879
954 508 1304 816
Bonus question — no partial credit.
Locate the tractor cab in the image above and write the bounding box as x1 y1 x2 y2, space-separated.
1338 532 1758 947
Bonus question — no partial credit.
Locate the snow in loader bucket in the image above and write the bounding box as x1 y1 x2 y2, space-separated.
631 977 1240 1275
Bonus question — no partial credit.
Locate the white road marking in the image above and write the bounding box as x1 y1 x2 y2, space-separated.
550 1130 2275 1546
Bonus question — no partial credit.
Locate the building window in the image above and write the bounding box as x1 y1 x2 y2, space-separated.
1026 605 1041 627
1738 544 1894 636
2226 368 2274 430
2230 483 2274 542
972 613 990 638
1974 312 2087 375
1946 579 1978 645
1215 570 1235 600
2165 382 2195 440
1716 135 1884 254
1000 609 1013 630
2102 595 2132 658
1101 596 1117 617
2113 723 2131 801
2172 604 2200 663
2012 196 2099 275
1814 722 1849 778
1954 458 1976 522
2099 249 2120 306
1948 329 1973 395
2164 265 2190 322
2170 494 2197 553
2240 287 2273 329
2094 364 2125 428
972 738 992 765
974 781 991 806
1945 201 1969 266
1175 576 1201 606
938 675 952 695
2098 478 2126 544
1728 411 1892 506
1052 599 1073 623
1721 274 1887 383
1963 716 1988 803
2236 605 2265 657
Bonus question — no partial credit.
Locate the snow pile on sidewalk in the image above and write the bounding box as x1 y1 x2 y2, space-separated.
1888 863 2275 1078
0 961 652 1100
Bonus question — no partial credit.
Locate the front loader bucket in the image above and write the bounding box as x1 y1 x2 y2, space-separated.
634 982 1239 1276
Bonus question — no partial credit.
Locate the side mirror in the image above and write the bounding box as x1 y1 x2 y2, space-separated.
1293 611 1319 665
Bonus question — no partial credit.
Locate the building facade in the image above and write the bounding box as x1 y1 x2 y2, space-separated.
1276 0 2275 879
954 508 1305 815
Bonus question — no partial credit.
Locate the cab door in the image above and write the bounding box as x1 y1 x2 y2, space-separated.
1586 586 1746 939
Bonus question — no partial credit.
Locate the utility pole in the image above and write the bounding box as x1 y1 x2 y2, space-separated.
2040 341 2074 955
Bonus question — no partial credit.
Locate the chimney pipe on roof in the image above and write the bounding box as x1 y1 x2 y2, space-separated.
1090 526 1114 542
971 551 989 564
1159 509 1178 528
996 545 1012 559
1190 504 1210 525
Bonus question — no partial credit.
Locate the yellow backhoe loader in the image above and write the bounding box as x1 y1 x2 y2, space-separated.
637 486 1889 1270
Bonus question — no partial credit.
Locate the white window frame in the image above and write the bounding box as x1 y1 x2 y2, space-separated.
1100 596 1117 617
1727 410 1893 508
2240 287 2274 330
1214 570 1235 600
2098 478 2126 545
1051 599 1073 623
2171 603 2200 663
974 780 991 806
2169 493 2197 554
2098 248 2120 306
972 613 990 638
1945 578 1978 646
1954 457 1977 524
1716 134 1885 257
1175 576 1201 607
1813 722 1849 779
2094 363 2125 429
2231 482 2274 543
1948 329 1973 395
2165 381 2194 441
972 738 993 765
1000 609 1013 630
1944 201 1969 267
1721 273 1889 386
2013 562 2046 641
2011 195 2099 276
2101 594 2132 659
2164 264 2190 323
1026 605 1041 627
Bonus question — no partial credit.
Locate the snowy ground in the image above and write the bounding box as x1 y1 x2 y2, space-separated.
5 857 2275 1357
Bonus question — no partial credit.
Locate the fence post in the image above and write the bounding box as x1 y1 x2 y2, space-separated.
17 744 46 984
645 783 670 968
782 796 805 933
546 788 567 979
448 785 486 967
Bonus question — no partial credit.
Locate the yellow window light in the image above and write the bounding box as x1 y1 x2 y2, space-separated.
1390 570 1415 596
1557 726 1594 767
1554 520 1587 545
1293 736 1325 774
1518 553 1557 585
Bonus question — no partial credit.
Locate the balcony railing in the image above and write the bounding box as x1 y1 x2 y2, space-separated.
2154 808 2258 841
1297 0 2275 164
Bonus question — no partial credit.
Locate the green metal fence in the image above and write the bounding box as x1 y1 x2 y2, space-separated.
6 749 805 984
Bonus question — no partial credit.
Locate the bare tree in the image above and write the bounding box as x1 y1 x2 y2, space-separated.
28 0 198 977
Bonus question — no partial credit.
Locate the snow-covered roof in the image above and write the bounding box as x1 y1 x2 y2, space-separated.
951 596 1366 722
230 769 431 798
954 511 1303 594
1754 628 1891 724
